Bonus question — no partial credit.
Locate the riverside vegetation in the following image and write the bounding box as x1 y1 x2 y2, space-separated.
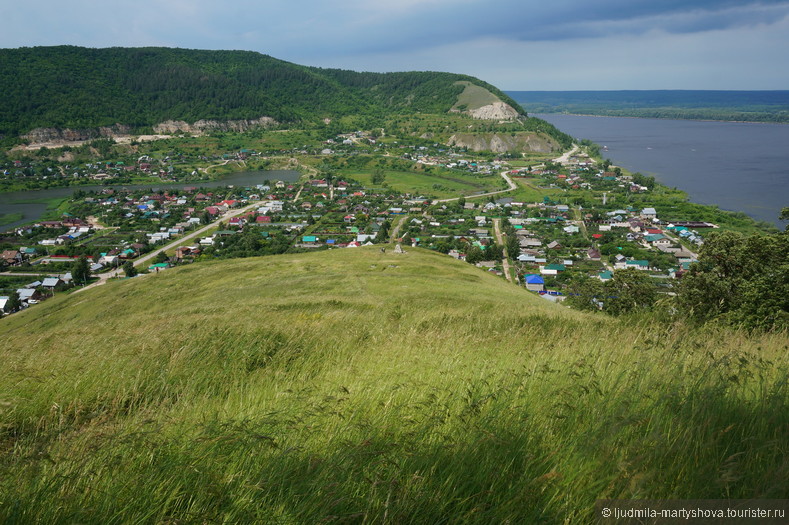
1 247 787 523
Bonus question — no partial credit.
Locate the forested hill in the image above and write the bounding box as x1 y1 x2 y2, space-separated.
0 46 525 137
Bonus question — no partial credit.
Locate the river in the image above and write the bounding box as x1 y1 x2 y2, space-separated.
0 170 301 233
536 114 789 227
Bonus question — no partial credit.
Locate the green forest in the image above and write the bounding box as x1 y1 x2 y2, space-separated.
0 46 525 138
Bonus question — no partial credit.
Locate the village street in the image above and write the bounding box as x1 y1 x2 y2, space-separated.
74 186 304 293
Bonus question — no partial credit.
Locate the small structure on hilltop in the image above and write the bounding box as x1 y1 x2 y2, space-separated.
394 243 405 254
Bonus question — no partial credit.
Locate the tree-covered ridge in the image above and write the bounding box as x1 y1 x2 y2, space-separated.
0 46 526 137
318 68 524 114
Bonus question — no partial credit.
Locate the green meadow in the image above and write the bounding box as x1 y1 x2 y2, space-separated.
508 176 565 202
0 212 23 227
342 168 504 198
1 247 787 523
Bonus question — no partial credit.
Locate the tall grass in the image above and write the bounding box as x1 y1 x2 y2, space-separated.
1 247 787 523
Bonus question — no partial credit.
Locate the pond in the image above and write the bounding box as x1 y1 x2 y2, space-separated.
0 170 302 232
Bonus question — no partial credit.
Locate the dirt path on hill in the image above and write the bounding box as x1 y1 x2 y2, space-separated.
389 215 408 243
433 171 517 204
492 218 513 283
200 159 234 174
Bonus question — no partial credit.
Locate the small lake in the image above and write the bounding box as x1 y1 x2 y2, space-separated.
535 114 789 227
0 170 301 232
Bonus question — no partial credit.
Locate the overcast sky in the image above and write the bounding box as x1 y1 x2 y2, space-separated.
2 0 788 90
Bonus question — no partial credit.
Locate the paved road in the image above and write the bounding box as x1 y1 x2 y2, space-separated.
74 196 284 294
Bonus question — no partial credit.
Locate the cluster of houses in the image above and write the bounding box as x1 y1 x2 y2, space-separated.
0 273 74 314
2 138 725 314
399 194 705 296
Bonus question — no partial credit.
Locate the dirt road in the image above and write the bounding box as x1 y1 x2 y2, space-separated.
552 144 579 165
433 171 517 204
492 218 513 283
74 197 274 294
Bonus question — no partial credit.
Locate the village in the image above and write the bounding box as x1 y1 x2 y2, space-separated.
1 144 716 315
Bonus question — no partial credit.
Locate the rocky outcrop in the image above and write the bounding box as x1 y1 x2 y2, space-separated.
21 117 277 144
447 132 559 154
153 117 277 134
467 102 520 121
22 124 132 143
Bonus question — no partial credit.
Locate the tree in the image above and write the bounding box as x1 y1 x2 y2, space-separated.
71 255 91 285
371 168 386 185
374 220 391 243
604 268 657 316
154 251 168 264
6 291 21 313
465 246 484 265
485 243 503 261
123 261 138 278
565 275 604 312
677 230 789 331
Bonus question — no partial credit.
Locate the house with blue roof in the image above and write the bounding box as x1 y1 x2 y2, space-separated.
524 274 545 292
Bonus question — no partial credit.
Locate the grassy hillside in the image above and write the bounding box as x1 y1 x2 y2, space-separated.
0 46 525 138
1 247 787 523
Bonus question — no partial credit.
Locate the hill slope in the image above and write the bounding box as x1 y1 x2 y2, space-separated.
1 247 787 522
0 46 525 138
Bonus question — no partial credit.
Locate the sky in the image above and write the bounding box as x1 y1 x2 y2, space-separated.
1 0 788 90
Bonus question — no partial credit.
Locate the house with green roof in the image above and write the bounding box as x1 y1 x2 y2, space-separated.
644 233 666 243
626 260 650 270
540 263 566 275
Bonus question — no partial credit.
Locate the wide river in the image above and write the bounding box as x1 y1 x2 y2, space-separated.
536 114 789 227
0 170 301 233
